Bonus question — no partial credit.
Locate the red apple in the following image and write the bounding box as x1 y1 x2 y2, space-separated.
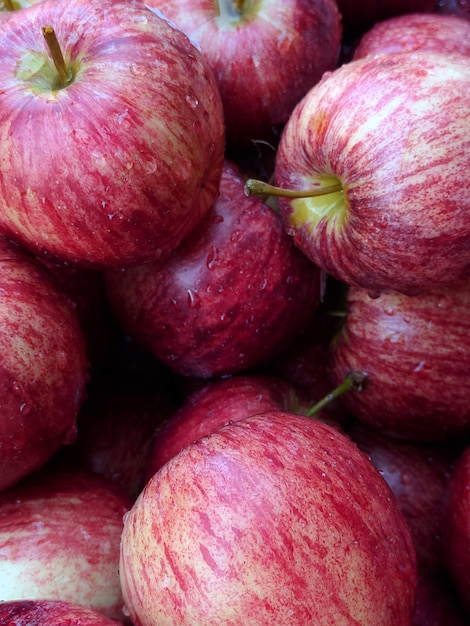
0 0 225 268
0 236 89 492
0 600 123 625
412 568 469 626
0 466 132 621
441 444 470 615
143 373 307 480
105 159 322 378
348 421 460 573
353 12 470 60
144 0 342 148
57 380 176 500
328 281 470 441
258 50 470 296
120 412 417 625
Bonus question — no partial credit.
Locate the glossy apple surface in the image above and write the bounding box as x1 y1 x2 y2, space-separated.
273 51 470 295
441 445 470 614
145 0 341 148
120 412 417 625
105 159 322 378
0 0 225 268
0 600 123 625
328 281 470 441
0 467 132 621
353 12 470 59
0 236 89 491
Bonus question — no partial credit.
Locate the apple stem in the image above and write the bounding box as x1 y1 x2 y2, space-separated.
305 371 367 418
234 0 245 12
3 0 15 10
244 178 343 199
42 26 72 88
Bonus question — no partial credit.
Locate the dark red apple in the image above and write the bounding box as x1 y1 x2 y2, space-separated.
144 0 342 148
412 568 469 626
57 381 176 500
441 444 470 615
328 281 470 442
0 0 225 268
349 421 461 573
105 159 322 378
0 600 123 625
0 236 89 492
143 373 308 480
0 466 132 621
120 412 417 624
353 11 470 59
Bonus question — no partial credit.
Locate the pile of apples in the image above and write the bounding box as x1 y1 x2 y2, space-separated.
0 0 469 624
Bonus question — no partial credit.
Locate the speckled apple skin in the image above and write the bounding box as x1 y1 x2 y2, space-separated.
120 412 417 625
328 281 470 441
0 237 89 491
352 12 470 60
0 468 132 621
442 445 470 614
0 0 225 268
105 160 322 378
0 599 122 625
144 0 341 146
274 51 470 295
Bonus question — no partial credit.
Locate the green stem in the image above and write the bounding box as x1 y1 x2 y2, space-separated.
42 26 72 88
305 371 367 418
244 178 343 199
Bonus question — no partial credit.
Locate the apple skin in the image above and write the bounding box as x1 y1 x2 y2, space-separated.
328 281 470 442
412 568 469 626
0 0 225 268
441 445 470 615
353 12 470 60
0 466 132 621
120 412 417 625
144 0 341 148
143 373 309 481
56 381 176 500
348 421 460 574
0 236 89 492
105 159 322 378
0 600 123 625
273 51 470 296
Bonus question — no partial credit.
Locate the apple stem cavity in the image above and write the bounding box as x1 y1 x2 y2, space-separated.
3 0 16 11
42 26 73 88
244 178 343 200
305 371 367 418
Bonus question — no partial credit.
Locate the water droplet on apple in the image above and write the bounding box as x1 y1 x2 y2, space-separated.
206 246 218 270
185 94 199 109
122 605 131 618
187 289 200 309
400 472 412 486
437 295 453 309
19 402 32 416
413 360 426 373
230 229 243 243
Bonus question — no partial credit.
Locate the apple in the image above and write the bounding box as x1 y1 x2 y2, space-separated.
252 50 470 296
56 379 176 500
121 412 417 625
144 0 342 149
327 280 470 442
353 12 470 60
441 444 470 615
0 600 123 625
143 373 309 480
0 466 132 621
0 235 89 492
348 421 461 573
0 0 225 268
435 0 470 20
105 159 322 378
